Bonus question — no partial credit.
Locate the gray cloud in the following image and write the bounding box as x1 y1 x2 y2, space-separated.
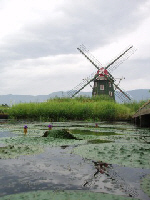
0 0 148 60
0 0 150 95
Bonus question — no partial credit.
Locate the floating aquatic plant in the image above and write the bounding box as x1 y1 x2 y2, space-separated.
141 174 150 197
0 144 44 159
42 129 77 139
73 143 150 169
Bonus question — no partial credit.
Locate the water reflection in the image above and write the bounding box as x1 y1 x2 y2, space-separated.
0 121 150 200
83 160 150 200
0 131 18 138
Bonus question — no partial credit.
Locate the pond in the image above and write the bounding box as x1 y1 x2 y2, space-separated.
0 121 150 200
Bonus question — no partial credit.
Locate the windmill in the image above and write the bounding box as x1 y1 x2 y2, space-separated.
67 44 136 103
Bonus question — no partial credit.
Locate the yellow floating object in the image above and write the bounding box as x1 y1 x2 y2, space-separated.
24 128 27 135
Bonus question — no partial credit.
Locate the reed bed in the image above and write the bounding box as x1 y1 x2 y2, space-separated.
124 100 147 113
0 106 9 115
8 96 133 121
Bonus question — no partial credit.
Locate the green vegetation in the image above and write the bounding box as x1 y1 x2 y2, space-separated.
42 129 77 139
141 174 150 197
124 100 147 114
0 105 9 115
70 129 119 136
0 190 138 200
87 139 112 144
6 96 147 121
1 136 86 159
73 143 150 169
0 144 44 159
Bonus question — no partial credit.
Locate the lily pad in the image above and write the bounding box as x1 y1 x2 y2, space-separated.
141 174 150 197
73 143 150 169
1 135 85 148
0 144 44 159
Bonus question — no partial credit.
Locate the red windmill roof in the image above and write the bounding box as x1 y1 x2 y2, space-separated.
97 67 108 77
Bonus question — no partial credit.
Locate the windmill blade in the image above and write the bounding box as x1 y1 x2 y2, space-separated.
114 84 132 103
70 44 135 100
77 44 103 70
67 72 96 98
77 44 136 83
105 46 136 73
77 45 136 74
115 90 132 103
67 68 115 98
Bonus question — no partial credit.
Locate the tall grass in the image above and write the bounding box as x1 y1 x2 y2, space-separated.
8 96 133 121
0 106 9 114
124 100 148 114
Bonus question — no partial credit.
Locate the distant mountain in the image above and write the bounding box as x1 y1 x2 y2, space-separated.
0 89 149 105
127 89 150 101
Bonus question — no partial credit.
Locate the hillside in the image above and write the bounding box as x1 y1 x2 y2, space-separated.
0 89 149 105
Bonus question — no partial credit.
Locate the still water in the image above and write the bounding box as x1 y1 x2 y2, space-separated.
0 121 150 199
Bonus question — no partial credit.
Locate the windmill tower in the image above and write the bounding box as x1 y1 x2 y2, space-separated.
68 45 136 103
92 67 115 100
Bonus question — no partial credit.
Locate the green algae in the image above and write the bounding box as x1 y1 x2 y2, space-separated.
0 144 44 159
87 139 112 144
73 143 150 169
141 174 150 197
69 129 121 142
70 129 119 136
0 190 138 200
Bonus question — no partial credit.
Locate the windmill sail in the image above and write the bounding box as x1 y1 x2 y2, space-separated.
114 83 132 103
105 46 136 73
77 44 136 84
115 90 132 103
69 44 135 101
99 70 132 102
67 72 96 97
77 44 136 73
77 44 102 70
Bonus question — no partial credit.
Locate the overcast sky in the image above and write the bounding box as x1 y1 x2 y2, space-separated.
0 0 150 95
